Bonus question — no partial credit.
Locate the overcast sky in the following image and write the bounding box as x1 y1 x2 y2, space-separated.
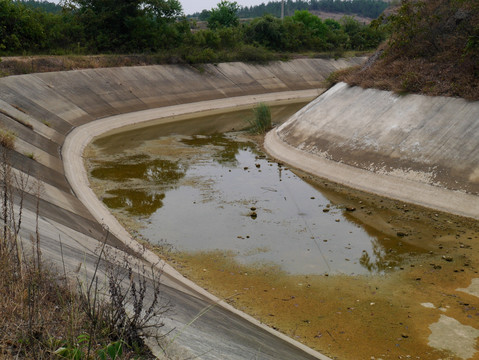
181 0 266 15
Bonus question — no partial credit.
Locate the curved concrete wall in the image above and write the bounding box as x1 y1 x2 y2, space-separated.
0 58 363 359
265 82 479 219
0 59 364 241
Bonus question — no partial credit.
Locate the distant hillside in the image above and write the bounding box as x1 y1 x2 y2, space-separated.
191 0 390 21
310 10 374 24
16 0 61 13
338 0 479 100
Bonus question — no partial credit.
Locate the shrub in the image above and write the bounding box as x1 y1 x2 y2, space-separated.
184 48 218 64
246 103 272 134
236 44 274 63
0 129 15 150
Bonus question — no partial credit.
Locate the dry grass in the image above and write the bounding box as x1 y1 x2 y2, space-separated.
337 0 479 100
0 129 16 150
0 257 82 358
0 235 161 359
0 138 165 359
0 55 180 77
343 52 479 99
0 249 162 359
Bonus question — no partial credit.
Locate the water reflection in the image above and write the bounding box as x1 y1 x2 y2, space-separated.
148 133 422 274
180 134 258 166
90 154 186 216
359 239 402 272
103 189 166 216
90 155 186 184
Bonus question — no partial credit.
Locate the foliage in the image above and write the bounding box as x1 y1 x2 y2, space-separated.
0 0 387 59
244 14 285 49
63 0 184 52
18 0 62 13
338 0 479 100
207 0 240 29
247 103 272 134
236 44 275 63
55 336 124 360
243 11 383 52
385 0 479 61
192 0 390 20
0 0 46 52
198 9 211 21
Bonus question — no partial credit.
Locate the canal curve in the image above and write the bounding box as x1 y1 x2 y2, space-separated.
0 58 363 359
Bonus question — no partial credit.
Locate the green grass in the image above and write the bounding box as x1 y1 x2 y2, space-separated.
246 103 272 134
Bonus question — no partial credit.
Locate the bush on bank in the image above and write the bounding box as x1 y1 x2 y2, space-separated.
337 0 479 100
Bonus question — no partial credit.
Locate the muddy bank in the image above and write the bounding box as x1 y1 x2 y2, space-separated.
167 167 479 360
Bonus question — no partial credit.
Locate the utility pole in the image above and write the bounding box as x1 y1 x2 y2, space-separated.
281 0 284 20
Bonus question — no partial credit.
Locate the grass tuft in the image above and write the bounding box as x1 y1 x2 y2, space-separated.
246 103 272 134
0 129 16 150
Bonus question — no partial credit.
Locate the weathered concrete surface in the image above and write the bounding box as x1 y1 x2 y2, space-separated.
0 58 364 359
265 82 479 219
428 315 479 360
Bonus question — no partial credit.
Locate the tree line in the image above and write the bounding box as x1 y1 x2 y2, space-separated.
194 0 389 20
0 0 386 60
17 0 62 13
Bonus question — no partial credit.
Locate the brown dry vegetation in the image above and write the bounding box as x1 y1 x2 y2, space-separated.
337 0 479 100
0 232 161 359
0 55 182 77
0 137 164 359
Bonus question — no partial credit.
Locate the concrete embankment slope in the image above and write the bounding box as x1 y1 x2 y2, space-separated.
0 58 363 359
265 82 479 219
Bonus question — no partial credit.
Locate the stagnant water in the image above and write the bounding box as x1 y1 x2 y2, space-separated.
87 104 425 275
86 104 479 359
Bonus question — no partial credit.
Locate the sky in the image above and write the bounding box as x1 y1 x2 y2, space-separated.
48 0 267 17
180 0 266 15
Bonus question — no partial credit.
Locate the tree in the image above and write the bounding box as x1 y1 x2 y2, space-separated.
66 0 183 52
207 0 239 30
0 0 47 52
198 9 211 21
244 14 285 50
144 0 182 21
291 10 328 37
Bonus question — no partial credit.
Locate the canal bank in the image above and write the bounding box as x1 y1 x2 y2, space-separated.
265 82 479 220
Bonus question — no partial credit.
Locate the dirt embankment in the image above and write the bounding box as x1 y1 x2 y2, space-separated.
337 0 479 100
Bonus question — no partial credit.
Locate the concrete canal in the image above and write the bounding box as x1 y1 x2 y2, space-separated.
86 104 479 360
